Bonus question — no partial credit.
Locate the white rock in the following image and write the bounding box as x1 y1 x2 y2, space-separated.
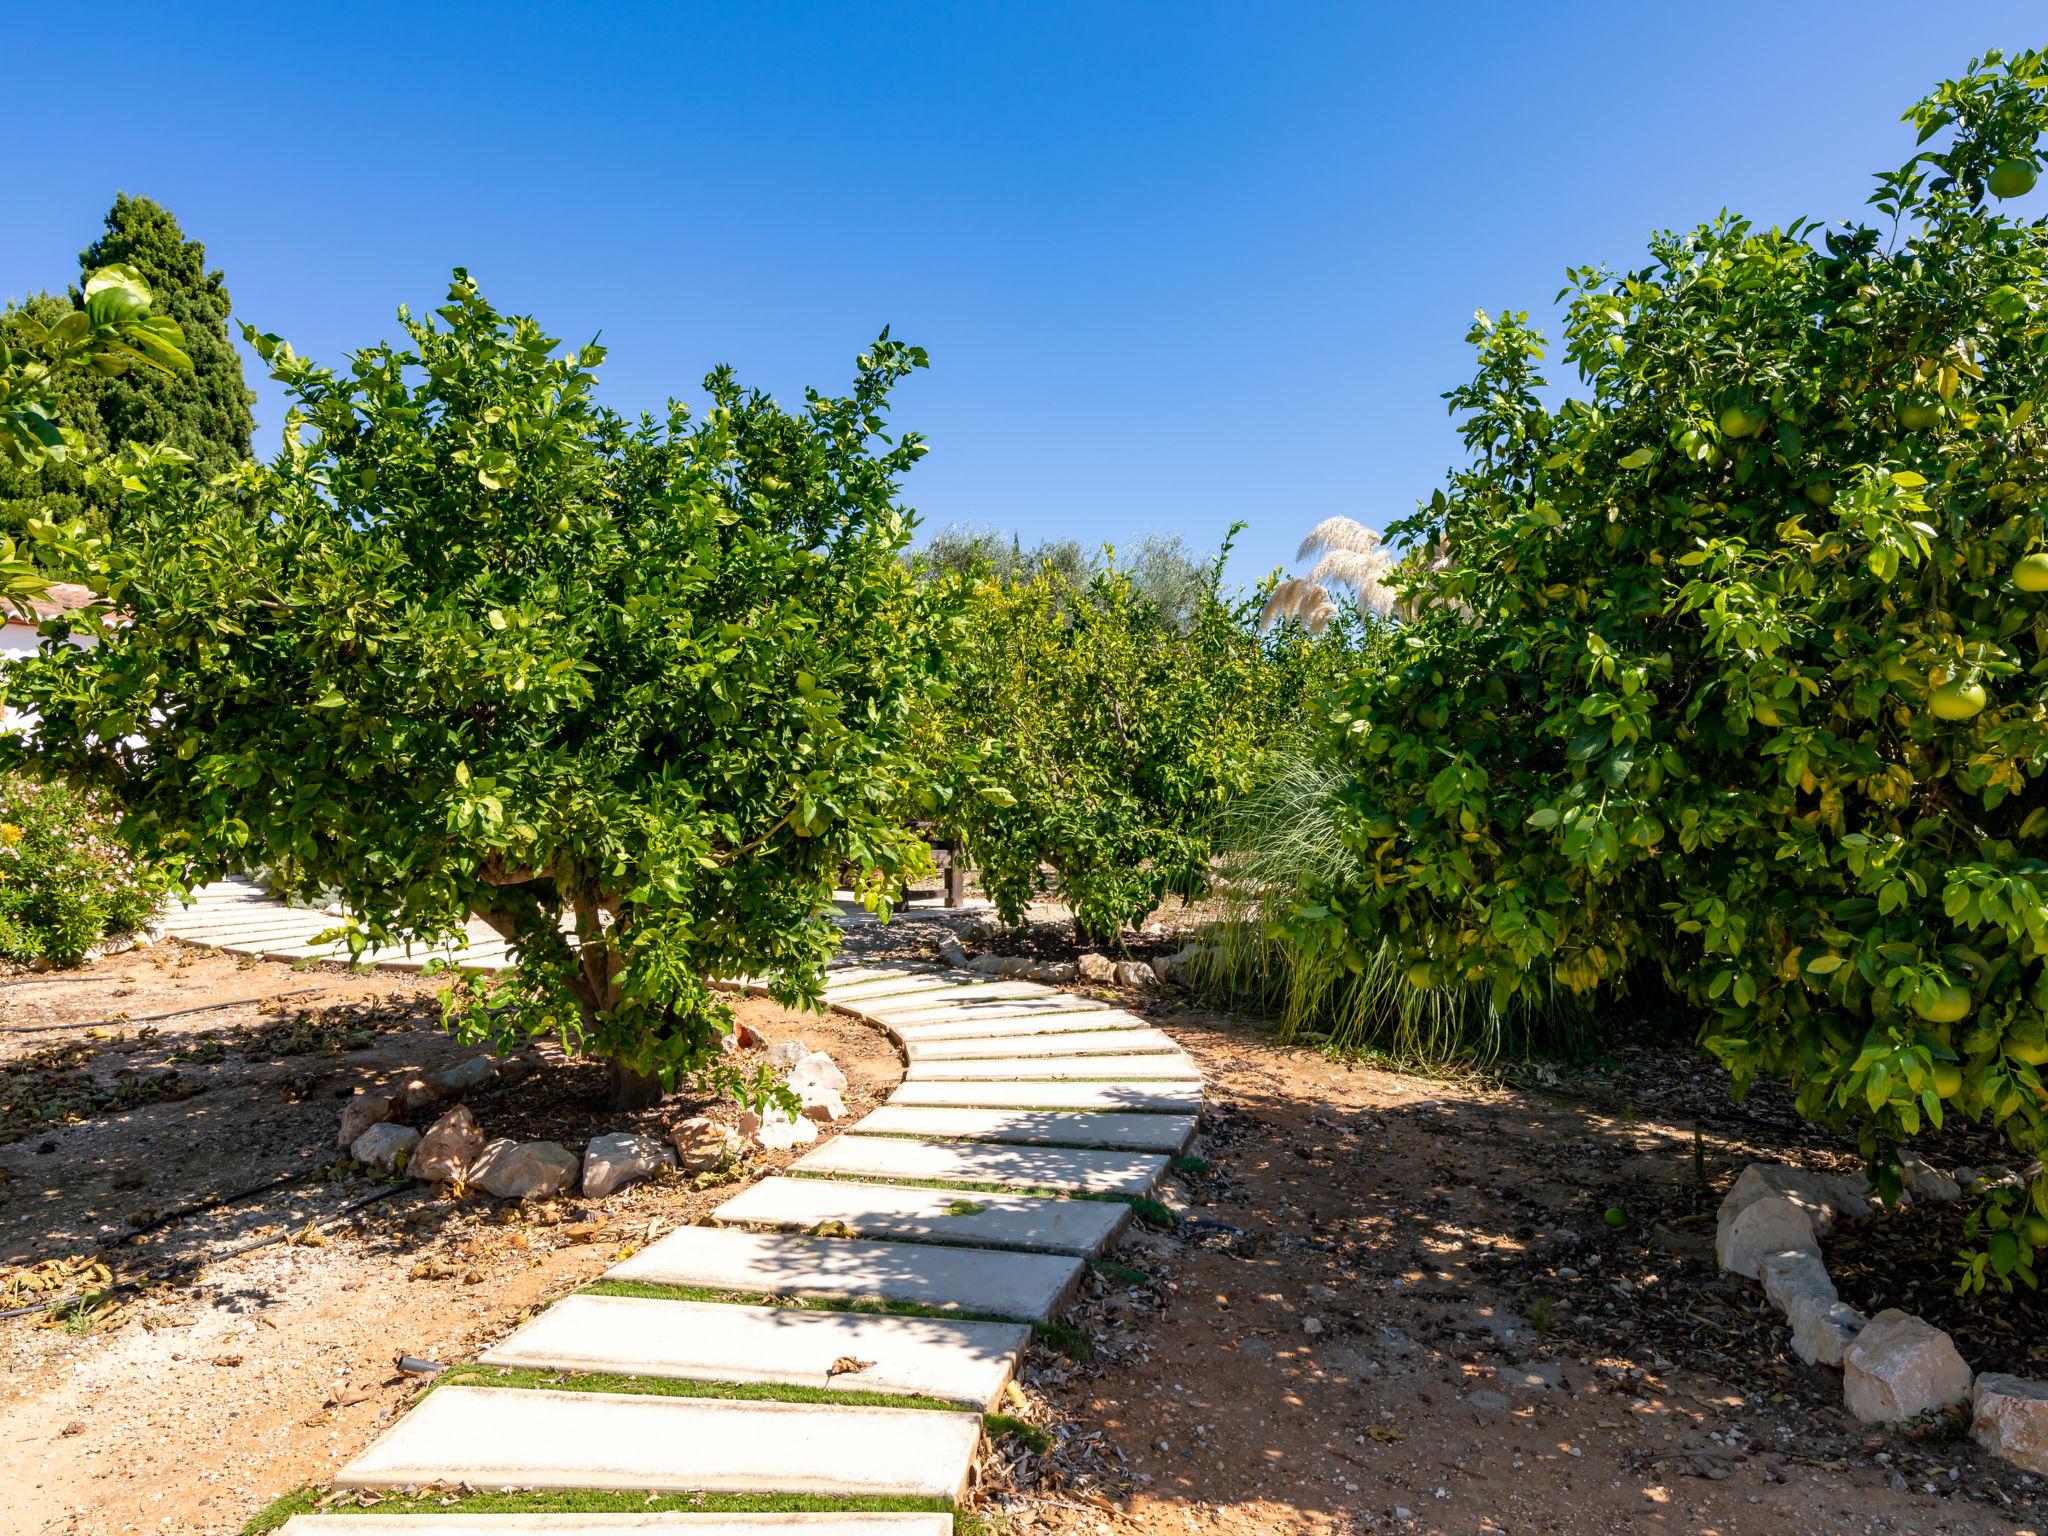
763 1040 807 1070
1788 1295 1867 1367
671 1115 741 1173
469 1139 581 1199
1842 1309 1972 1424
1151 946 1205 985
1077 953 1116 983
350 1122 421 1172
412 1104 485 1183
1024 961 1078 984
800 1088 848 1125
1716 1194 1820 1280
1973 1373 2048 1473
1900 1151 1960 1203
1112 960 1158 989
583 1131 668 1198
430 1055 498 1095
749 1105 818 1151
1757 1247 1834 1315
787 1051 848 1098
396 1075 446 1114
337 1091 400 1149
937 935 970 967
1718 1162 1859 1228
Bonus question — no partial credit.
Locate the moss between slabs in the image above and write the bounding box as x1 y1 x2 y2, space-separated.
433 1360 969 1414
244 1488 989 1533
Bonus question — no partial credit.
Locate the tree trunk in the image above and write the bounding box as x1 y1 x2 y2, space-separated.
607 1060 665 1110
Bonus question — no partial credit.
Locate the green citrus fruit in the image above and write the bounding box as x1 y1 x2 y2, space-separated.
2015 553 2048 592
1603 1206 1628 1228
1718 404 1766 439
1897 397 1941 431
1803 481 1836 507
1879 654 1921 686
1989 160 2039 200
1931 1060 1964 1098
1405 961 1433 990
2022 1213 2048 1247
1929 679 1988 720
1914 985 1973 1024
2007 1033 2048 1067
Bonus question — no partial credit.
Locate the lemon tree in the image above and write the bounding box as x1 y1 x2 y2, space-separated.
1294 51 2048 1286
3 274 943 1106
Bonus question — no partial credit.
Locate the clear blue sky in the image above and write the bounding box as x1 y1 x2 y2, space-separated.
4 3 2043 584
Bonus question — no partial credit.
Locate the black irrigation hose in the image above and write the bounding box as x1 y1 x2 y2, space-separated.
116 1165 326 1244
0 1181 417 1323
1 986 328 1036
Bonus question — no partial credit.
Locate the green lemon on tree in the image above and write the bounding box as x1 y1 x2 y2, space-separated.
2007 1030 2048 1067
1405 960 1433 990
1914 984 1973 1024
2015 552 2048 592
1931 1060 1964 1099
2022 1213 2048 1248
1879 654 1921 686
1929 678 1987 720
1989 159 2039 200
1718 403 1766 439
1803 481 1836 507
1897 396 1941 431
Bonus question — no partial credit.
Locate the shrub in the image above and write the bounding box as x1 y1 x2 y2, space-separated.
3 274 944 1105
928 540 1333 941
1283 52 2048 1282
0 775 160 965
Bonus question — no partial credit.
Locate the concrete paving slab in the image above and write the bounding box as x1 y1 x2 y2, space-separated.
284 1516 952 1536
889 1079 1204 1111
334 1385 981 1500
792 1133 1167 1196
888 1009 1135 1042
608 1225 1083 1324
908 1028 1182 1061
852 980 1050 1010
905 1053 1201 1082
482 1292 1029 1409
853 1105 1198 1153
861 992 1086 1022
716 1175 1127 1256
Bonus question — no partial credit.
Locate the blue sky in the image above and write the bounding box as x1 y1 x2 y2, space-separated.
4 4 2043 585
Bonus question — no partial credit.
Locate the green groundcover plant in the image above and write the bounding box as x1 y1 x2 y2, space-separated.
2 273 945 1105
0 776 162 965
1289 51 2048 1287
927 540 1335 941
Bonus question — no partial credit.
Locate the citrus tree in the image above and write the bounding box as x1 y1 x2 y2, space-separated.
930 540 1326 941
2 273 943 1105
1294 51 2048 1285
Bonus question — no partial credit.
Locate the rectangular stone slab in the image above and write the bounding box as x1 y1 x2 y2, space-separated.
823 975 956 1002
906 1053 1201 1082
908 1028 1182 1061
334 1385 980 1500
481 1292 1029 1409
855 1105 1197 1153
890 1079 1204 1111
716 1175 1127 1256
284 1516 953 1535
791 1133 1167 1196
889 1008 1134 1042
608 1225 1083 1324
864 994 1092 1023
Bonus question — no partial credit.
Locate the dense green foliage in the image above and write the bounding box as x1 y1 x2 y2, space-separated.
3 274 942 1103
920 525 1214 629
1281 52 2048 1284
930 544 1329 940
1 196 251 538
0 776 161 965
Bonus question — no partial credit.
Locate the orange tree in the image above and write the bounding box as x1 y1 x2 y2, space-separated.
3 274 943 1106
1291 52 2048 1286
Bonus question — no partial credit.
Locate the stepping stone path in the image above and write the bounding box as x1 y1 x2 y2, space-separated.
160 889 1204 1534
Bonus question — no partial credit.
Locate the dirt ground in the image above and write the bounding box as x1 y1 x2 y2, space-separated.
994 993 2048 1536
0 944 899 1536
9 917 2048 1536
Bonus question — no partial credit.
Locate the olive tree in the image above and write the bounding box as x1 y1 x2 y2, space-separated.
4 273 943 1105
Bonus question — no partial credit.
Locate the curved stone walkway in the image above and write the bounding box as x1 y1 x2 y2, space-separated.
164 895 1202 1535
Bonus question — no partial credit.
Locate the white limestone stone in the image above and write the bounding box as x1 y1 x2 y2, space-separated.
583 1132 668 1198
333 1386 981 1500
854 1104 1197 1153
907 1052 1201 1082
716 1175 1128 1255
1718 1162 1860 1228
1973 1373 2048 1473
607 1225 1083 1323
792 1132 1167 1196
482 1293 1030 1409
890 1079 1204 1112
1789 1295 1867 1367
1715 1194 1819 1280
1842 1309 1972 1424
350 1122 419 1172
470 1139 581 1199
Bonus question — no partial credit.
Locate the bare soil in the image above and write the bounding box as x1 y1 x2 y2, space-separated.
0 943 899 1536
987 991 2047 1536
